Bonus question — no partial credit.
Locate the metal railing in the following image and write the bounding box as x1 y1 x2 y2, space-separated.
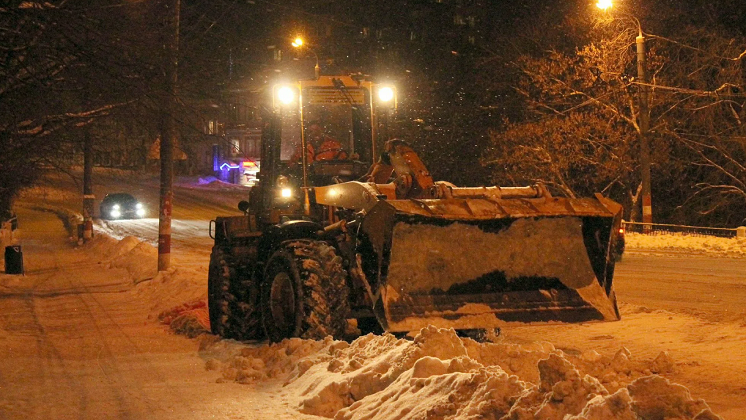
622 220 740 238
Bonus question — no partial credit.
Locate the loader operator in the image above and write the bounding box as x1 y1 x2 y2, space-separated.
292 121 348 164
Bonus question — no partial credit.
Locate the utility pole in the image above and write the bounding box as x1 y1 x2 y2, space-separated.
158 0 180 271
596 1 653 230
82 129 94 220
636 33 653 231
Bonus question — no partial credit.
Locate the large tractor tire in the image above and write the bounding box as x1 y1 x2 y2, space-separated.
207 247 263 340
261 239 350 342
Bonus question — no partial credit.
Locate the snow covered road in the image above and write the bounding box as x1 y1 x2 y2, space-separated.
0 207 314 420
616 250 746 323
2 169 744 419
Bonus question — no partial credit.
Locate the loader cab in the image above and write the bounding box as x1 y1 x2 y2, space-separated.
259 75 396 221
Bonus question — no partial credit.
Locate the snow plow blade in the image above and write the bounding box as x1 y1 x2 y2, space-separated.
360 193 623 333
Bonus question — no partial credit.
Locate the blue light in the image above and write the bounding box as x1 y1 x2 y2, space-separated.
220 163 240 171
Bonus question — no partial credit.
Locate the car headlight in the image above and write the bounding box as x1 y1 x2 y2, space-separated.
136 208 146 217
136 203 143 209
112 204 120 210
110 209 121 218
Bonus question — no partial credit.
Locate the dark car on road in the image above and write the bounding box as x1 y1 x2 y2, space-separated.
100 193 146 220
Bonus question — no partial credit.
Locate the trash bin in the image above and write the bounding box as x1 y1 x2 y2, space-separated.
4 245 23 274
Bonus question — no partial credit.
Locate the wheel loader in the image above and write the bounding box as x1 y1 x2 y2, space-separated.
208 74 624 342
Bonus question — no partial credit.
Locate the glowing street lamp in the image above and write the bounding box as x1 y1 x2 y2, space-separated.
596 0 612 11
291 36 320 79
597 0 653 230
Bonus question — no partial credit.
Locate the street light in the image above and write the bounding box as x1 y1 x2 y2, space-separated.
597 0 652 231
596 0 612 10
292 36 320 79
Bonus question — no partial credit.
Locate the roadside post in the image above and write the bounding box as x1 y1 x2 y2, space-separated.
83 217 93 242
77 223 85 245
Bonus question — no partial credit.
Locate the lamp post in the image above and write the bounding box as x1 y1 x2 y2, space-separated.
292 37 320 79
597 0 653 230
158 0 180 271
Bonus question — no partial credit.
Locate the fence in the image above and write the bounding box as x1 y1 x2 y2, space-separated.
622 220 744 238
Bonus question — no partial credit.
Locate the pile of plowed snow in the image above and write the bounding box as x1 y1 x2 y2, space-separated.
199 326 720 420
85 235 207 321
86 235 157 282
626 232 746 257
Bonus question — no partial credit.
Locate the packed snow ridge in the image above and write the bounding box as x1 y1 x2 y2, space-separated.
627 232 746 257
198 326 719 420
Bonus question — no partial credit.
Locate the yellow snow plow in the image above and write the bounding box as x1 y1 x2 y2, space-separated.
209 76 623 342
313 140 623 332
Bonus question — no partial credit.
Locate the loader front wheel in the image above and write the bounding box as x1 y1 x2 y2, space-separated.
261 240 350 342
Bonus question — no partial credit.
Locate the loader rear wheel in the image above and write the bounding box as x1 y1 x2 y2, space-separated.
261 240 350 342
208 248 263 340
208 248 234 337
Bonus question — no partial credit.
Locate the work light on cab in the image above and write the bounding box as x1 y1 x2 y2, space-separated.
277 86 295 105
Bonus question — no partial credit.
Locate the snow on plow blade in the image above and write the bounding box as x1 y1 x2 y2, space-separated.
360 194 623 333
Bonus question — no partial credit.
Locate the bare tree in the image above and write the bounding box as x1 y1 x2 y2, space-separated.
484 17 745 224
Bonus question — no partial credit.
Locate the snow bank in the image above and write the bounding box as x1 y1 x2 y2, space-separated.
626 232 746 257
109 241 158 282
196 176 224 185
159 299 210 338
135 266 210 318
200 326 722 420
24 203 83 238
201 335 344 385
179 175 248 190
85 235 158 282
81 233 209 323
0 226 15 251
20 184 79 204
